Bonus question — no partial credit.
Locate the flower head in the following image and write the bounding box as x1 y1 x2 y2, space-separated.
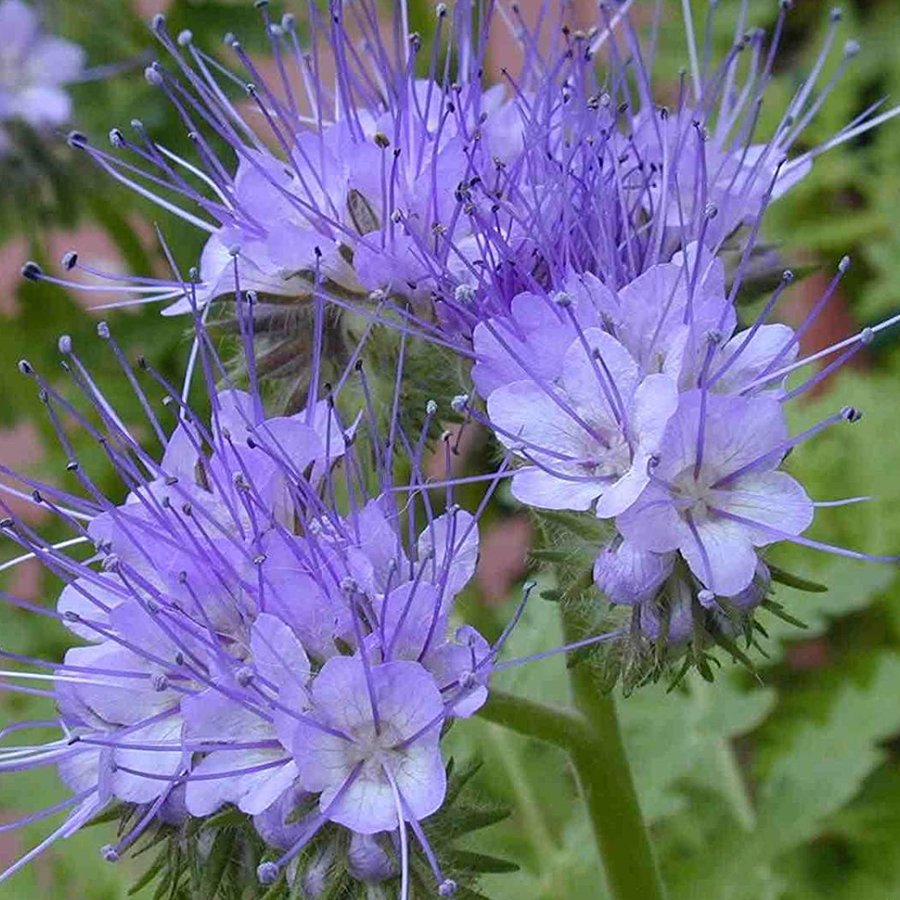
468 242 898 673
0 306 508 895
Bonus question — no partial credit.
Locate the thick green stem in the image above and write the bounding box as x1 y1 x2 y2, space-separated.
562 605 668 900
479 689 589 751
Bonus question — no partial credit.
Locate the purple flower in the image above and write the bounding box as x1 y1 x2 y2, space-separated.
0 0 84 150
486 328 678 517
617 390 814 597
292 656 446 835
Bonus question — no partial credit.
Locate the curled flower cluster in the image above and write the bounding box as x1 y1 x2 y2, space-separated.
32 1 895 336
468 246 895 653
0 313 520 893
0 0 84 154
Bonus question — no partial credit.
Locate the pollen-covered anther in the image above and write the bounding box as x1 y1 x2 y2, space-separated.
454 283 476 304
144 65 163 87
439 879 459 897
450 394 468 413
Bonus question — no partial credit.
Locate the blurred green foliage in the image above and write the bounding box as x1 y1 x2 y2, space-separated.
1 0 899 897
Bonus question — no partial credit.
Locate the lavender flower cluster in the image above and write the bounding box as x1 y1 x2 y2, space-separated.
2 320 507 893
4 0 900 895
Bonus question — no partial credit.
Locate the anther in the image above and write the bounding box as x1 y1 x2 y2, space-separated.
841 406 862 423
843 39 860 58
67 130 88 148
109 128 125 147
439 879 458 896
553 291 572 307
782 269 794 283
177 29 193 46
838 255 851 273
426 400 438 416
144 65 163 87
66 460 79 472
17 359 33 375
236 666 255 687
454 284 476 304
101 845 120 863
58 335 73 354
150 13 166 34
458 671 477 690
59 251 78 272
450 394 468 413
21 261 43 281
152 673 169 692
697 589 716 609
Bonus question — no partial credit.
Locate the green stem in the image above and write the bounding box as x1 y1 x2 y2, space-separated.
561 605 668 900
479 690 589 751
478 682 667 900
